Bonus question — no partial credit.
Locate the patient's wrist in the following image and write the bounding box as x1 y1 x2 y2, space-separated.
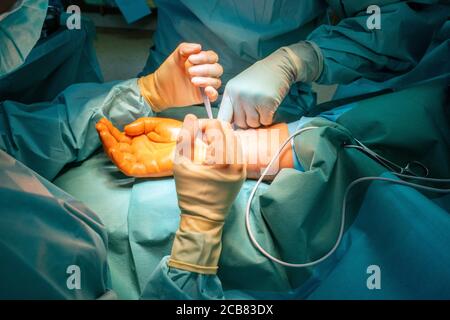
235 123 293 180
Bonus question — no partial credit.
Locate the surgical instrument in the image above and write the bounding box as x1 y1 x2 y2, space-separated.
201 87 213 119
344 139 430 177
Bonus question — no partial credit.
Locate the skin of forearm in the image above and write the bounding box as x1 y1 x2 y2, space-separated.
181 122 293 180
235 123 293 180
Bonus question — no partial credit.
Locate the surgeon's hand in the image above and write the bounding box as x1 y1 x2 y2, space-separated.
217 49 296 129
218 42 322 128
95 117 182 177
139 43 223 112
168 114 246 274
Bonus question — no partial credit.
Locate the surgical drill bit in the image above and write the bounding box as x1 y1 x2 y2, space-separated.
200 87 213 119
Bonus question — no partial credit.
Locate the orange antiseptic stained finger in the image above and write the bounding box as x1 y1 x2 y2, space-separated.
101 118 131 144
125 117 182 141
96 118 110 127
124 117 158 136
97 124 118 151
147 131 163 142
106 146 119 164
109 148 128 169
96 120 110 135
147 129 181 143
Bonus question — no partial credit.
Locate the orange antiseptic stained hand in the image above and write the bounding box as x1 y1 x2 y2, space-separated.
96 117 182 177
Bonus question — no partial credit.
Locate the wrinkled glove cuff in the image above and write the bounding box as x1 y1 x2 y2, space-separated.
168 214 224 275
283 41 324 83
138 74 167 113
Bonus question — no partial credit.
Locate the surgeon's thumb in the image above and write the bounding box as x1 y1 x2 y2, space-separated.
217 94 234 123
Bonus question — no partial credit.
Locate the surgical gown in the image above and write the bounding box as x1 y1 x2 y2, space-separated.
5 77 446 299
0 79 224 299
143 0 449 119
0 6 104 104
310 0 450 97
141 0 328 122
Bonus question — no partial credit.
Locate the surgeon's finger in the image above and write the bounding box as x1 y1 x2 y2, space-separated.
177 43 202 60
191 77 221 89
259 108 275 127
177 114 199 162
204 86 219 102
233 101 248 129
222 122 240 167
188 50 219 65
204 119 223 144
217 94 234 123
188 63 223 78
244 105 261 128
204 119 226 167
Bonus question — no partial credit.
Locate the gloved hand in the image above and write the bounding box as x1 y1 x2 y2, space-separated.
139 43 223 112
218 41 323 128
168 114 246 274
95 117 182 177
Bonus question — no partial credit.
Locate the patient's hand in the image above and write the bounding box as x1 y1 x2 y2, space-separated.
96 117 182 177
96 117 293 179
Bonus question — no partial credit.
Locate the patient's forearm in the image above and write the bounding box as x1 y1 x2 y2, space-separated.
235 123 293 180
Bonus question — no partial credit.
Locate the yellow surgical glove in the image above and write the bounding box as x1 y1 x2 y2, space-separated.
168 114 246 274
139 43 223 112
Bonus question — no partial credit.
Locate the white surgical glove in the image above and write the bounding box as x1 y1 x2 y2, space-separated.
218 41 323 128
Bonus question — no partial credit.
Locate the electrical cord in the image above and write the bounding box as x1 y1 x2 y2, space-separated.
245 127 450 268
